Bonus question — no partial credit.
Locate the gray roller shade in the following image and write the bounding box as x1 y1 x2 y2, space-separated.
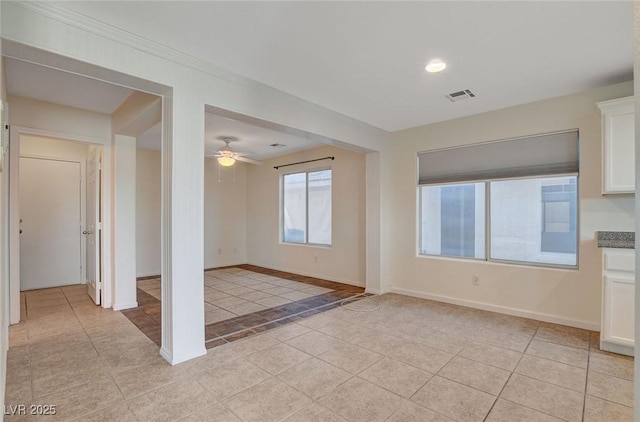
418 130 579 185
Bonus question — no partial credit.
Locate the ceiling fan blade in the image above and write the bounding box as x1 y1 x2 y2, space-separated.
236 156 263 165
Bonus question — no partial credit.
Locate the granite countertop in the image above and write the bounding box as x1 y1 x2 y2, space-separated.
596 231 635 249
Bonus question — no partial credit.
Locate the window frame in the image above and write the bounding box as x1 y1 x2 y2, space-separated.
281 167 332 247
418 173 579 269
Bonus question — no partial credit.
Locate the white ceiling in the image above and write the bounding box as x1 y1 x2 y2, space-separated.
204 113 325 160
5 58 133 114
58 1 633 132
5 58 323 160
137 113 325 161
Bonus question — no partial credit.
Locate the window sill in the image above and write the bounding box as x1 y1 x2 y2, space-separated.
416 253 579 271
281 242 332 249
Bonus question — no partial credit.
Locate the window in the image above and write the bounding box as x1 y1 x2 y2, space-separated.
418 130 578 268
490 176 577 266
282 169 332 245
421 183 485 259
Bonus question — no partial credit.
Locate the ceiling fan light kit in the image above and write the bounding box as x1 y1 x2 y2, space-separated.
210 136 263 167
217 155 236 166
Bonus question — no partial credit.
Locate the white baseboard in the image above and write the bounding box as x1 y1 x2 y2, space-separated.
113 301 138 311
600 341 633 357
247 261 365 288
161 346 207 365
138 262 352 284
389 286 600 331
159 347 172 364
204 260 247 270
136 272 160 278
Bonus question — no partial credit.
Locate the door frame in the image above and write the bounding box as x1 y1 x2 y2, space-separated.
19 154 86 289
9 126 111 323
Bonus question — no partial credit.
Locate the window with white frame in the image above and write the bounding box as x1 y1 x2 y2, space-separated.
418 130 579 267
282 169 332 245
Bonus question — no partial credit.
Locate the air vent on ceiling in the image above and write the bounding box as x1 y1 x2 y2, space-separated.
270 143 286 147
445 89 476 103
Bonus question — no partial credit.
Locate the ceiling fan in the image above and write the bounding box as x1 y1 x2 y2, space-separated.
208 136 262 166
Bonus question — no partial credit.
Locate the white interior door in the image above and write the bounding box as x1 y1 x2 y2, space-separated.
86 147 101 304
20 157 82 290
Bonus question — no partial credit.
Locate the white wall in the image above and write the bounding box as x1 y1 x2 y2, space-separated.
135 150 248 276
136 148 161 277
20 134 89 160
247 145 366 286
112 135 137 310
204 158 247 268
8 96 111 141
137 144 364 284
389 81 634 330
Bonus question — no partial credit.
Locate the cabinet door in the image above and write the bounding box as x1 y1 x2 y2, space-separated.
601 98 635 194
602 275 635 347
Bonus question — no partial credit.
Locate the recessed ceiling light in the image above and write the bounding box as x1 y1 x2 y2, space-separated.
425 60 447 73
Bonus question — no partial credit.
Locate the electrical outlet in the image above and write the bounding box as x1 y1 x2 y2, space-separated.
217 248 222 255
472 275 479 286
314 256 318 263
234 247 237 254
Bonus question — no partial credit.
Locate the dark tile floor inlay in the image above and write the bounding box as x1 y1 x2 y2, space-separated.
123 264 365 348
122 289 161 346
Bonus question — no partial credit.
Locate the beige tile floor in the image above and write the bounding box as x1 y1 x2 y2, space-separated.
137 268 334 325
6 289 635 421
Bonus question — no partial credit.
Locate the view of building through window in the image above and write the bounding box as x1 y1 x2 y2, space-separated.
421 182 485 259
420 176 577 267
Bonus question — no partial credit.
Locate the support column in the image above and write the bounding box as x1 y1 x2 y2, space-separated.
160 91 206 364
365 151 381 294
112 135 137 310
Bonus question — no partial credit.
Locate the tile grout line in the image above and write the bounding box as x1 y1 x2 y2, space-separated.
480 322 539 421
261 319 385 418
24 289 98 421
579 337 635 414
362 315 501 421
484 331 594 422
582 336 593 421
337 314 471 421
55 289 131 421
215 377 249 422
459 333 591 374
67 287 182 420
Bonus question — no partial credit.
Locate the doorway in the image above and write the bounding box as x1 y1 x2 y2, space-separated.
20 156 82 289
13 133 103 314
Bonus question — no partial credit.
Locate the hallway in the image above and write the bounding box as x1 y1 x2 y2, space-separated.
6 285 161 421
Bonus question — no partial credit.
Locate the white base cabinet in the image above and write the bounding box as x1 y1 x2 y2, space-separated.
597 96 635 194
601 249 635 356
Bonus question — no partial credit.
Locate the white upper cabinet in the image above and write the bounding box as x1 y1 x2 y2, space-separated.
598 96 635 194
